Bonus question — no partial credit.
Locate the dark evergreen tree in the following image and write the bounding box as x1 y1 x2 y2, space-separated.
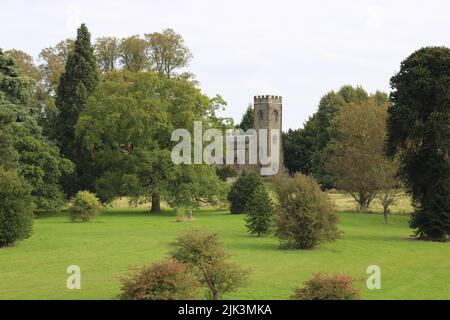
245 185 273 236
387 47 450 241
227 171 263 214
54 24 99 196
0 49 73 210
238 105 254 132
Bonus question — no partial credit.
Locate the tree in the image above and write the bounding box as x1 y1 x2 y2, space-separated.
169 230 250 300
283 115 318 175
145 28 193 78
119 35 149 72
245 185 273 236
0 49 73 210
166 164 226 220
39 39 75 95
375 160 402 223
386 47 450 241
119 259 200 300
237 104 254 132
94 37 120 73
0 167 35 248
77 71 224 212
326 98 394 212
5 49 42 82
54 24 99 196
227 171 264 214
273 173 340 250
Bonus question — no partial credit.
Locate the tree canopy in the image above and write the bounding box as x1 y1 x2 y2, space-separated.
387 46 450 241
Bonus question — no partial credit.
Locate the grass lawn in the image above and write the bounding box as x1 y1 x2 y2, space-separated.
0 208 449 300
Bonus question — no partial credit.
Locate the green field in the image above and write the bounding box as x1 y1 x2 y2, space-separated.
0 207 449 300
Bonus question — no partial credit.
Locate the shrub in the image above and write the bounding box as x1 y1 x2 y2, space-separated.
119 259 200 300
245 185 274 236
69 191 101 222
215 165 237 182
227 171 263 214
169 230 250 300
291 273 361 300
0 167 35 248
273 173 340 249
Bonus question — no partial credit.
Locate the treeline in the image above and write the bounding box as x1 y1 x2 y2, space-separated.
0 24 229 247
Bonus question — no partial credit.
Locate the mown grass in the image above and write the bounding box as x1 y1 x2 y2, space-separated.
0 207 449 300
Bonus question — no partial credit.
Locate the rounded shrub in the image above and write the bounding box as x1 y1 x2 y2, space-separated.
119 259 200 300
69 191 101 222
227 171 263 214
245 185 274 236
291 273 361 300
0 167 35 248
273 173 340 249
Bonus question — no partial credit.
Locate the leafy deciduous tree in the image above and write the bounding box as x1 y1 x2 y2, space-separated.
145 28 193 78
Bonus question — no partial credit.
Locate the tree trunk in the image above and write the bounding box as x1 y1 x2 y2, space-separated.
187 208 193 221
211 291 220 300
150 193 161 213
383 206 389 224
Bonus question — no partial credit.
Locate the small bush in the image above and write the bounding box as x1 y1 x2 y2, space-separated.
245 185 274 236
291 273 361 300
169 230 250 300
119 259 200 300
69 191 101 222
274 173 340 249
227 171 263 214
0 167 35 248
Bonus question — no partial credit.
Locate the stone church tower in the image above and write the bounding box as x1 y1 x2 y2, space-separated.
254 95 282 176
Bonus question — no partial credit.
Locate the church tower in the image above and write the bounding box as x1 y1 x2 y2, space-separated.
253 95 282 176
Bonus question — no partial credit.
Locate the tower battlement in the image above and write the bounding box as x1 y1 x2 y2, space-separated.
254 95 282 104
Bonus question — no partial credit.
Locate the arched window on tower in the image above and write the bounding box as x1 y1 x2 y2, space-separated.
273 110 279 123
258 110 264 121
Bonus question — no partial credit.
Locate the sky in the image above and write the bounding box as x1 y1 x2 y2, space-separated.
1 0 450 130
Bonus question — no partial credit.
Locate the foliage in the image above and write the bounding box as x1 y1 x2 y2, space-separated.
215 165 237 181
273 173 340 249
227 171 264 214
375 160 402 223
283 116 318 175
386 47 450 241
54 24 100 196
94 37 120 73
237 105 254 132
291 273 361 300
145 28 193 77
169 230 250 300
39 39 75 95
167 164 227 220
245 185 274 236
0 49 73 210
118 259 200 300
119 35 149 72
77 71 224 212
69 191 101 222
0 167 34 247
325 97 397 212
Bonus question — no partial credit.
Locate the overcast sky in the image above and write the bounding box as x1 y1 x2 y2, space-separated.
1 0 450 130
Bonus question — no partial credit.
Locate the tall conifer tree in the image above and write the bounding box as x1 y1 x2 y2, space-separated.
54 24 99 195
